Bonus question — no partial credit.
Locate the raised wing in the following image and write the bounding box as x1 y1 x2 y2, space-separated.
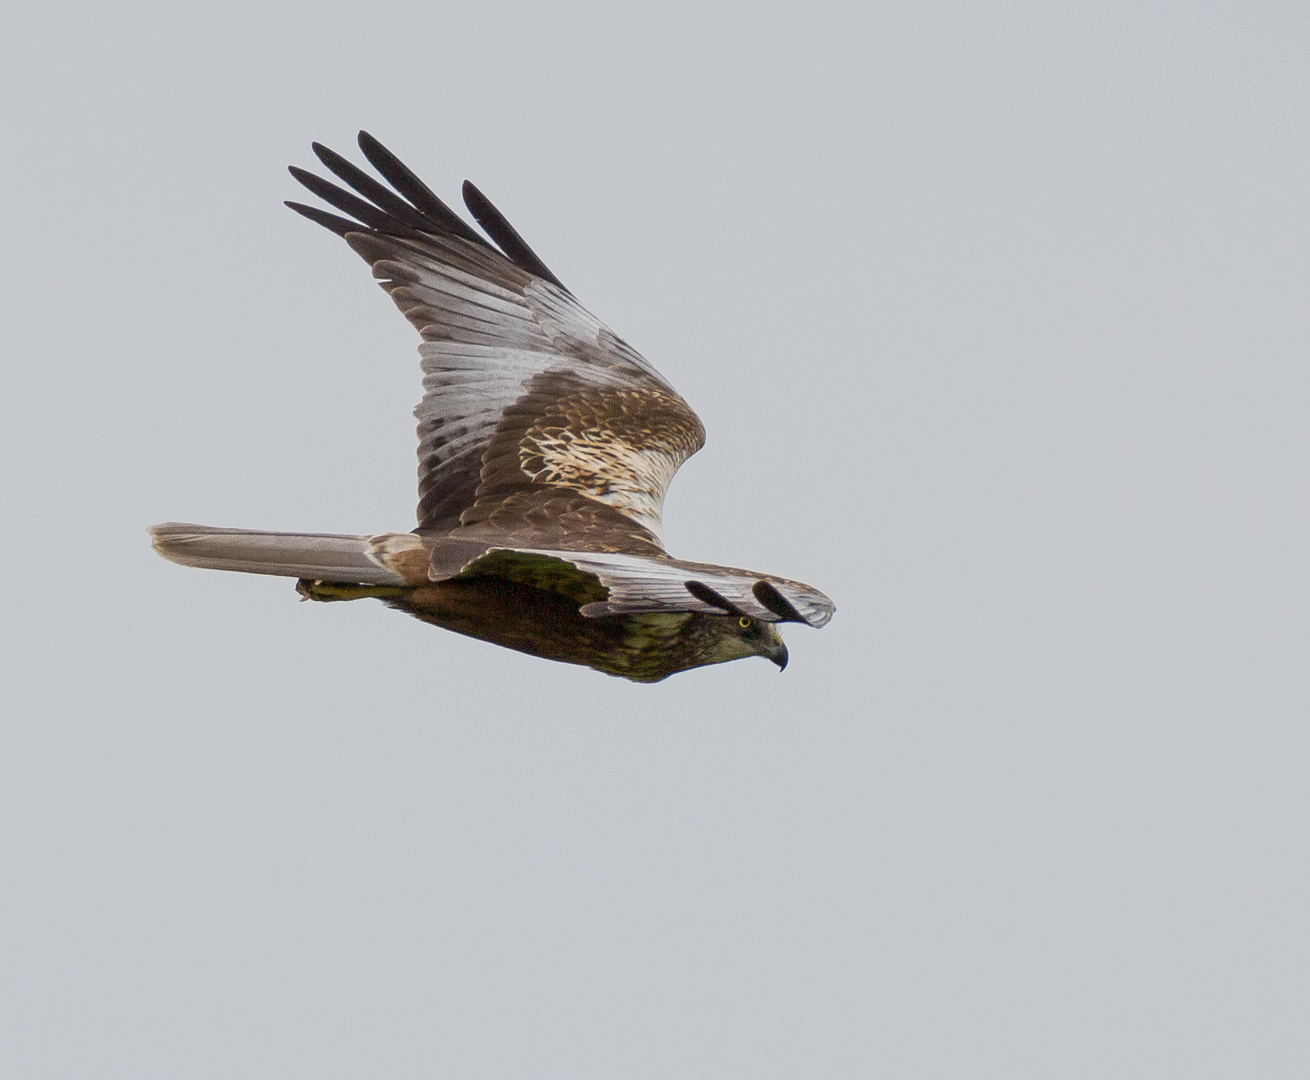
287 133 705 553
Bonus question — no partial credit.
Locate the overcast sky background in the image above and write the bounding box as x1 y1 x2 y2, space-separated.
2 2 1308 1077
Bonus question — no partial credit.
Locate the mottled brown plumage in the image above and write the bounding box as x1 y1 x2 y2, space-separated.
150 132 833 681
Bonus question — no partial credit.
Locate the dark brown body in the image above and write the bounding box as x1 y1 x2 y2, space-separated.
301 575 743 683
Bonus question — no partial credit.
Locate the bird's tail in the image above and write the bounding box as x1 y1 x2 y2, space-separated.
148 522 421 585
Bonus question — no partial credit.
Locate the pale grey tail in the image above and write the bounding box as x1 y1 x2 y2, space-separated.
148 523 409 585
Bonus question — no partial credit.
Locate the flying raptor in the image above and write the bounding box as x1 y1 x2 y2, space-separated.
150 133 834 681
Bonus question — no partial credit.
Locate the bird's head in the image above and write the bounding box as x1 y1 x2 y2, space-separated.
694 612 789 671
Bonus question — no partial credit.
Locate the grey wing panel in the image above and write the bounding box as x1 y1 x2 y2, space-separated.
415 343 566 532
520 549 836 628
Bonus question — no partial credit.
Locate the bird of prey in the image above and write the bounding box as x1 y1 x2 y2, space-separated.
150 132 834 682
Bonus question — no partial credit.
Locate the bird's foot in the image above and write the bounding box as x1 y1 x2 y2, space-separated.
296 579 404 603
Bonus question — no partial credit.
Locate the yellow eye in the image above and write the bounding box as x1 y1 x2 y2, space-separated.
738 616 752 628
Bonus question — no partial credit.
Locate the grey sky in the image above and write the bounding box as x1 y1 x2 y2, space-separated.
2 2 1308 1076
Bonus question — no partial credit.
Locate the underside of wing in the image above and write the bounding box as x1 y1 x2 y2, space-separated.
454 547 836 629
287 134 705 551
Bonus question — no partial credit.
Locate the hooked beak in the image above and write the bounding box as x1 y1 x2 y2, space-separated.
770 641 789 672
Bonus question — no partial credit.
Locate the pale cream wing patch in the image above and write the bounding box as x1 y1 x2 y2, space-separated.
453 371 705 555
514 385 703 546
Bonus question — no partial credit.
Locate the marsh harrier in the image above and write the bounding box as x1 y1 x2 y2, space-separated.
151 133 834 681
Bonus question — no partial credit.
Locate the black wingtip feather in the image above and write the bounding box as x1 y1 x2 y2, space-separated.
355 131 488 248
284 200 362 239
288 165 423 239
290 133 567 293
685 580 747 615
310 141 438 234
752 580 807 623
461 180 569 292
